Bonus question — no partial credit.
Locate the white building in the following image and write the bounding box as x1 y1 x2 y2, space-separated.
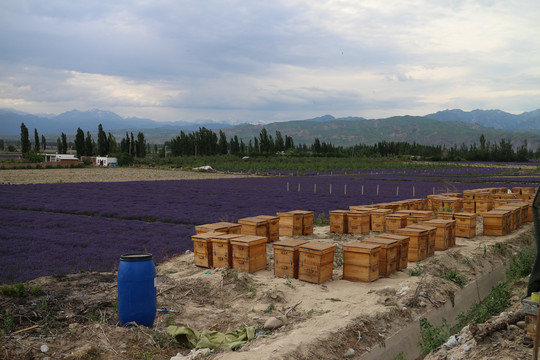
95 156 118 167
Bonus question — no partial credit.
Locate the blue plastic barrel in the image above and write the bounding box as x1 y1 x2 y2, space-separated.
117 253 157 327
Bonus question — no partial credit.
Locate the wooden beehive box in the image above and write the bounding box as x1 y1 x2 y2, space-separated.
453 212 477 238
277 211 303 236
374 233 410 270
522 297 538 337
408 224 436 257
427 195 444 211
385 213 408 232
238 216 269 238
191 232 220 268
475 199 494 215
349 206 378 212
211 233 242 268
342 242 380 282
442 197 463 212
482 210 510 236
195 222 233 234
329 210 349 234
272 238 309 279
437 212 454 220
423 219 456 249
347 211 371 235
463 199 476 213
393 227 428 262
257 215 280 242
494 206 518 231
298 241 336 284
290 210 314 235
370 208 393 232
361 238 398 276
230 235 267 273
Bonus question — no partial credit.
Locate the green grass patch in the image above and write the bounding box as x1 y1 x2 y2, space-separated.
506 246 535 282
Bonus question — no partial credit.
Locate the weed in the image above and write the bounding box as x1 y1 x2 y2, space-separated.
1 309 16 335
393 353 407 360
418 317 451 355
491 242 508 256
264 303 275 313
506 246 535 282
408 263 424 276
1 281 27 297
151 331 173 349
483 244 487 258
243 281 258 297
80 347 102 359
459 257 474 268
37 296 61 335
334 248 344 267
314 212 330 226
139 351 155 360
285 276 295 289
165 317 176 327
442 270 467 287
452 282 511 332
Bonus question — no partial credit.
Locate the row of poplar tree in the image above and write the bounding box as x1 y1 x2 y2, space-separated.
20 123 146 159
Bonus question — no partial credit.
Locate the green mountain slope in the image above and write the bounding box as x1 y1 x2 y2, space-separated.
222 116 540 149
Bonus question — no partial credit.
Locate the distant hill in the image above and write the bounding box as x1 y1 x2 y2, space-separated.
425 109 540 130
0 109 231 136
222 115 540 149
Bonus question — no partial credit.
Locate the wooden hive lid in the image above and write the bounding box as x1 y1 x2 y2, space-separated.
272 238 309 249
348 210 371 216
374 233 410 242
394 227 428 235
299 241 336 253
424 219 455 225
289 210 314 215
371 208 394 214
386 213 408 219
210 233 242 242
361 238 398 247
453 212 476 218
329 209 349 214
408 224 437 231
484 210 511 215
257 215 279 221
238 216 268 225
195 223 230 231
230 235 267 246
192 232 222 241
342 241 381 253
349 206 377 211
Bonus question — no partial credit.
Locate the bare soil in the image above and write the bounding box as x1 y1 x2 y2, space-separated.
0 167 250 184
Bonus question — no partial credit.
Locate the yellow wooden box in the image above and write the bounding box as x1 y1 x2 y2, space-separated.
374 233 410 270
347 211 371 235
298 241 336 284
393 227 428 262
422 219 456 250
257 215 280 242
482 210 510 236
272 238 309 279
329 210 349 234
370 208 393 232
385 213 408 232
276 211 303 236
231 235 267 273
211 233 243 268
290 210 314 235
453 213 477 238
408 224 436 257
195 221 242 235
342 242 380 282
191 232 220 268
238 216 269 238
361 238 398 276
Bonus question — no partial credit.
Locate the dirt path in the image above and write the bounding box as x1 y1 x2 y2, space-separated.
0 167 250 184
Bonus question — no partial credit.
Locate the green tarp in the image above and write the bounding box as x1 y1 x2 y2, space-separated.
167 325 255 350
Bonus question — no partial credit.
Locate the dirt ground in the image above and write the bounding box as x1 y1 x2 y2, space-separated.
0 167 249 184
1 219 536 360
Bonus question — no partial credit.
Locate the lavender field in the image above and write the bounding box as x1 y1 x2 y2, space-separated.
1 166 538 284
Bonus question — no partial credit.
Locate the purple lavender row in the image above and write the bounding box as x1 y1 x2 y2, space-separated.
0 208 194 284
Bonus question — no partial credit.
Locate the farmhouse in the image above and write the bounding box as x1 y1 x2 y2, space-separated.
94 156 118 167
41 153 80 165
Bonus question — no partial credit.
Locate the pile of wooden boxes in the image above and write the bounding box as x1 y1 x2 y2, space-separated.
191 186 536 285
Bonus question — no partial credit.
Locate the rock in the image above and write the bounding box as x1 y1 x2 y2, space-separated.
517 321 526 329
443 335 459 349
184 250 192 254
344 348 355 357
170 348 211 360
509 324 519 331
377 296 391 305
264 317 284 330
376 286 397 295
463 345 472 352
40 345 49 353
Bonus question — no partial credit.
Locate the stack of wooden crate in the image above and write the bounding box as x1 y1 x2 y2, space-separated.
277 210 314 236
393 227 429 262
342 242 381 282
453 213 477 238
297 241 336 284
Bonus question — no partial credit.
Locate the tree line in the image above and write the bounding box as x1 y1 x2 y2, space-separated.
18 123 147 162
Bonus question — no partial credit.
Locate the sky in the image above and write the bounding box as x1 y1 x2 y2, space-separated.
0 0 539 124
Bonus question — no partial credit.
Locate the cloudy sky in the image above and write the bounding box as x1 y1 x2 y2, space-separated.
0 0 539 124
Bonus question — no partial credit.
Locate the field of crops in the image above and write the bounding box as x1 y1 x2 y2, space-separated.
1 164 538 284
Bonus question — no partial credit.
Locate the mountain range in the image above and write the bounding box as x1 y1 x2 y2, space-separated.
1 108 540 148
